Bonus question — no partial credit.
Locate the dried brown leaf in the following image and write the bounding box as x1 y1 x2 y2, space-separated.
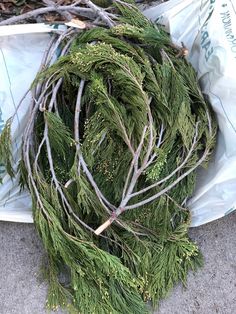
0 3 6 11
65 18 87 28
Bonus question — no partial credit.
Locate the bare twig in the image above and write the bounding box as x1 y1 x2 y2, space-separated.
22 92 51 221
131 122 200 198
146 123 165 168
164 193 188 211
117 118 136 156
126 146 210 210
44 121 95 232
42 0 73 21
141 99 155 169
0 5 94 26
74 81 116 213
82 0 115 27
34 33 76 177
122 125 147 199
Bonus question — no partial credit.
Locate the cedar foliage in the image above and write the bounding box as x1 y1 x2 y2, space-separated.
0 1 216 313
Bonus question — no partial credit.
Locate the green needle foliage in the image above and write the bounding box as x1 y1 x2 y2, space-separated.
0 1 217 313
0 118 14 179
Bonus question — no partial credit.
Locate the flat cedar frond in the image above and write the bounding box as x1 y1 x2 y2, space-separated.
0 1 217 313
0 118 14 178
114 0 152 28
45 111 74 157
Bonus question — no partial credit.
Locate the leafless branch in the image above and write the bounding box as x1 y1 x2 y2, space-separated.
146 123 165 168
122 125 147 199
131 121 200 198
74 81 116 213
44 121 95 232
0 5 94 26
126 145 210 210
82 0 115 27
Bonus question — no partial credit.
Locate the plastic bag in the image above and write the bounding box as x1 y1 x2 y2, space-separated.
0 24 61 222
1 1 236 226
144 0 236 226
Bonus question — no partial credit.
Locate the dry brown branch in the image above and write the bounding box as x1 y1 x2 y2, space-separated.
0 5 94 25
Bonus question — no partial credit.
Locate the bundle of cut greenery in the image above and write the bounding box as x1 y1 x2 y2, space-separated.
0 1 217 313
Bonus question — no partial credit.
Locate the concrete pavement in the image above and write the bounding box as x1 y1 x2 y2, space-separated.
0 211 235 314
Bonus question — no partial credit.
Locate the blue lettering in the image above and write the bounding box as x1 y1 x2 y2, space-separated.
206 47 214 62
202 40 211 51
201 31 209 45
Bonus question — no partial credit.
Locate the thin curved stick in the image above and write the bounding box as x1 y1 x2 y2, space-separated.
83 0 115 27
44 122 95 233
74 81 116 213
122 126 147 199
0 6 94 26
126 146 210 210
131 121 200 198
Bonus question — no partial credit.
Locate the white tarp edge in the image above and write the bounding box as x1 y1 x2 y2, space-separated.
0 25 59 222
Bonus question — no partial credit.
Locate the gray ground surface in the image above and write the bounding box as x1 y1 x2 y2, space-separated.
0 212 235 314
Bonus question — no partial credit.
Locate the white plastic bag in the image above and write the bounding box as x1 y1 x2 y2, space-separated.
0 24 62 222
144 0 236 226
1 1 236 226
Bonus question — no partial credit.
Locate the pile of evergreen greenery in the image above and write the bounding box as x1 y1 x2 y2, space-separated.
0 1 216 313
